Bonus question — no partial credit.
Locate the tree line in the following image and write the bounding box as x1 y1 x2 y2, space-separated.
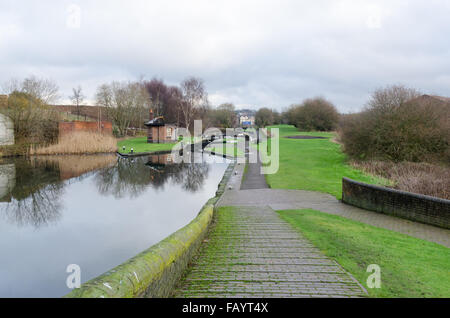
1 76 448 164
0 75 241 141
95 76 245 136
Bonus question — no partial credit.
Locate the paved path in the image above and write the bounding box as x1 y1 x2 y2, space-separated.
174 161 367 298
240 155 268 190
218 162 450 248
174 205 366 298
175 158 449 298
219 188 450 248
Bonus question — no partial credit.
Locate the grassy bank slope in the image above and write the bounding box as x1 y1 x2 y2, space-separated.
265 125 386 199
118 137 175 154
277 209 450 298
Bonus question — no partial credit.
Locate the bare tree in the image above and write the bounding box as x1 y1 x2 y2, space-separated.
95 81 150 137
143 78 183 125
21 75 60 104
0 76 60 142
1 75 60 105
180 77 207 130
212 103 237 128
69 85 85 120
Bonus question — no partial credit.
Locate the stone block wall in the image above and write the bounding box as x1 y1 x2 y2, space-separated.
0 114 14 146
64 162 235 298
342 177 450 229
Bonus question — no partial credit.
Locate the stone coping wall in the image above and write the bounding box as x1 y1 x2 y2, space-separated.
65 162 235 298
342 177 450 229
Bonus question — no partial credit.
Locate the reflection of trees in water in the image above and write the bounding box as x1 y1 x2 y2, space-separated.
0 158 64 228
2 182 64 228
180 164 209 192
94 155 210 198
95 157 152 199
0 153 211 227
0 155 117 229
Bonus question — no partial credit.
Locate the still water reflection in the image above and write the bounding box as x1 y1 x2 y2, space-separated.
0 153 229 297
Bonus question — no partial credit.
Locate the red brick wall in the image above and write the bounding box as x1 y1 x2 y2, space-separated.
59 121 113 136
147 126 175 143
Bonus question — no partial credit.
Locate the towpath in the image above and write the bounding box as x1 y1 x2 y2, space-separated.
174 160 367 297
174 151 450 297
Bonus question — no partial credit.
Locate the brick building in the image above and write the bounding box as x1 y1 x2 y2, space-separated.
144 110 177 143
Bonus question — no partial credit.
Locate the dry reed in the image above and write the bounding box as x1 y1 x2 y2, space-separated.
30 132 117 155
352 160 450 200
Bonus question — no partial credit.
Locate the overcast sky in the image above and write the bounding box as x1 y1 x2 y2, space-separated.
1 0 450 112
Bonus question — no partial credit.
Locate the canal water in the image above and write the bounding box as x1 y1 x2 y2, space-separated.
0 153 229 297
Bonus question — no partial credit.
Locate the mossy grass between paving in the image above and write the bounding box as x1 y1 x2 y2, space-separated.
173 206 248 296
262 125 387 199
277 208 450 298
117 137 175 154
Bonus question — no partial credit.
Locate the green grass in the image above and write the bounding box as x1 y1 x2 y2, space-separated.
264 125 387 199
117 137 175 154
277 209 450 298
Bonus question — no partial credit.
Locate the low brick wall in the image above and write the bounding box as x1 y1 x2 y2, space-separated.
64 162 235 298
342 177 450 229
59 121 112 136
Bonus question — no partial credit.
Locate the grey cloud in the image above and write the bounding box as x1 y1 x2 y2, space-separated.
1 0 450 112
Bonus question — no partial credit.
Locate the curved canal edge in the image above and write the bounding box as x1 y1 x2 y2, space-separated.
64 161 236 298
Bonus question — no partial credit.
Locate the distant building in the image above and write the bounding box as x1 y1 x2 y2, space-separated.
236 109 256 127
239 115 255 126
144 109 178 143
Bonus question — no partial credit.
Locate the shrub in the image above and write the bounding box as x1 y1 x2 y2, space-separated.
255 107 274 127
1 91 59 143
291 97 339 131
339 85 450 162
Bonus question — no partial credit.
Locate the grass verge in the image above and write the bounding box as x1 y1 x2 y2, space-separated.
117 137 175 154
277 208 450 298
264 125 387 199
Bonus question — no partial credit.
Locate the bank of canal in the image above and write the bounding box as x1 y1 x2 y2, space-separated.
0 153 230 297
